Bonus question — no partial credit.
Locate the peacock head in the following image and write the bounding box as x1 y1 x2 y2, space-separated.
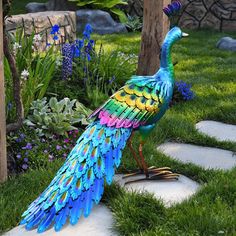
165 26 189 45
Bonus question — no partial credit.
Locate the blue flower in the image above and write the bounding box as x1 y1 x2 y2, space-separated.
83 24 93 40
7 102 13 111
51 24 60 34
175 81 195 101
53 35 59 41
16 154 21 159
62 43 73 79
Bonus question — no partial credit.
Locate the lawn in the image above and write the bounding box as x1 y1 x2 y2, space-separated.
1 29 236 236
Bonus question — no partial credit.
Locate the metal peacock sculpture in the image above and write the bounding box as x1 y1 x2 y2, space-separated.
20 2 188 233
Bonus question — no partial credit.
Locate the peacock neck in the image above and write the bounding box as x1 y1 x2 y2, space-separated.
160 39 174 79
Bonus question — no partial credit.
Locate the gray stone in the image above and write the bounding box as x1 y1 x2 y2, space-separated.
216 37 236 51
114 174 200 207
5 11 76 50
196 120 236 142
157 142 236 170
25 2 47 13
76 10 127 35
4 205 116 236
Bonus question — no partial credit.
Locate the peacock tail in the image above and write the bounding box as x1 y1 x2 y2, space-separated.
20 121 132 233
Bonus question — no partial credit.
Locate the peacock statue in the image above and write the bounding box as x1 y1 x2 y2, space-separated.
20 2 188 233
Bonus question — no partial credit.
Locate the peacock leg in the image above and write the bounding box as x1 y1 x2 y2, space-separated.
123 133 144 178
138 141 179 180
124 142 179 184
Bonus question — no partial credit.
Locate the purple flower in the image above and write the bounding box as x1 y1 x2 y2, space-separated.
44 149 48 153
22 164 28 170
62 43 73 80
22 143 32 150
109 75 116 84
16 154 21 159
56 145 62 150
163 0 182 17
24 158 28 162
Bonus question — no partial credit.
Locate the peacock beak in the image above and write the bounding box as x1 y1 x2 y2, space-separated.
182 32 189 37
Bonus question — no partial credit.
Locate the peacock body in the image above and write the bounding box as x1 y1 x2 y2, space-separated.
20 26 186 233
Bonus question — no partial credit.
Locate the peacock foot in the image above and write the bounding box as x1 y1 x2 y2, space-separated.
123 166 179 185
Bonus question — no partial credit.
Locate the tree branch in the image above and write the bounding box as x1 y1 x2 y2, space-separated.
3 0 24 133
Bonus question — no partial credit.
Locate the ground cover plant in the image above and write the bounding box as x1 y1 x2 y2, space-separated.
1 27 236 236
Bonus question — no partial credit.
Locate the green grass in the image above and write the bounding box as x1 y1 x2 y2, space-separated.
1 29 236 235
10 0 47 15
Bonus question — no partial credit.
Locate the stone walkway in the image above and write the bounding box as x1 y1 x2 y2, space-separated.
196 120 236 142
157 143 236 170
114 174 200 207
4 205 115 236
5 120 236 236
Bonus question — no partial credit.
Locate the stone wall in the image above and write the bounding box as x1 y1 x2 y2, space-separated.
5 11 76 48
125 0 236 31
177 0 236 31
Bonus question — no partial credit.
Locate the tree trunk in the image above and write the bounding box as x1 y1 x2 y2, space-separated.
0 0 7 183
137 0 170 75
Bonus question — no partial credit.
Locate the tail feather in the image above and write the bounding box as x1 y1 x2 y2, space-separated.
21 121 132 233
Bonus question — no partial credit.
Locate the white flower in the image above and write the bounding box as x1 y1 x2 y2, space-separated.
13 42 22 51
21 69 29 81
33 34 42 42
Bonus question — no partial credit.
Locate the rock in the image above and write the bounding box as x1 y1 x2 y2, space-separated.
185 1 207 21
25 2 47 13
114 174 200 207
76 10 127 34
196 120 236 142
216 37 236 51
4 205 116 236
5 11 76 50
157 143 236 170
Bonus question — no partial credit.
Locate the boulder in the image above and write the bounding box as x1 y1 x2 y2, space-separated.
216 37 236 51
25 2 47 13
76 10 127 34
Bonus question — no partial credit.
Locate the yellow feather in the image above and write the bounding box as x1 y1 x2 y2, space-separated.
143 87 152 99
146 99 158 112
126 95 136 106
124 85 134 95
136 97 146 110
114 90 126 102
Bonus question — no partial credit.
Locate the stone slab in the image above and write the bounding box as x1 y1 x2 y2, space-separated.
114 174 200 207
4 205 116 236
157 142 236 170
196 120 236 142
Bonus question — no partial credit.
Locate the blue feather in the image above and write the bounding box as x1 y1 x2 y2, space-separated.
37 207 56 233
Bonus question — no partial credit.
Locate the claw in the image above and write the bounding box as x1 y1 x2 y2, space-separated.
123 166 179 185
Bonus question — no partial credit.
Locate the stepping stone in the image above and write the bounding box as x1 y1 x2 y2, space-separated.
157 142 236 170
114 174 200 207
4 205 116 236
196 120 236 142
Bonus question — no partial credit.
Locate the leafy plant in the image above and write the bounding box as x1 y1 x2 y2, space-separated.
5 29 56 121
125 14 143 32
68 0 128 22
24 97 91 137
